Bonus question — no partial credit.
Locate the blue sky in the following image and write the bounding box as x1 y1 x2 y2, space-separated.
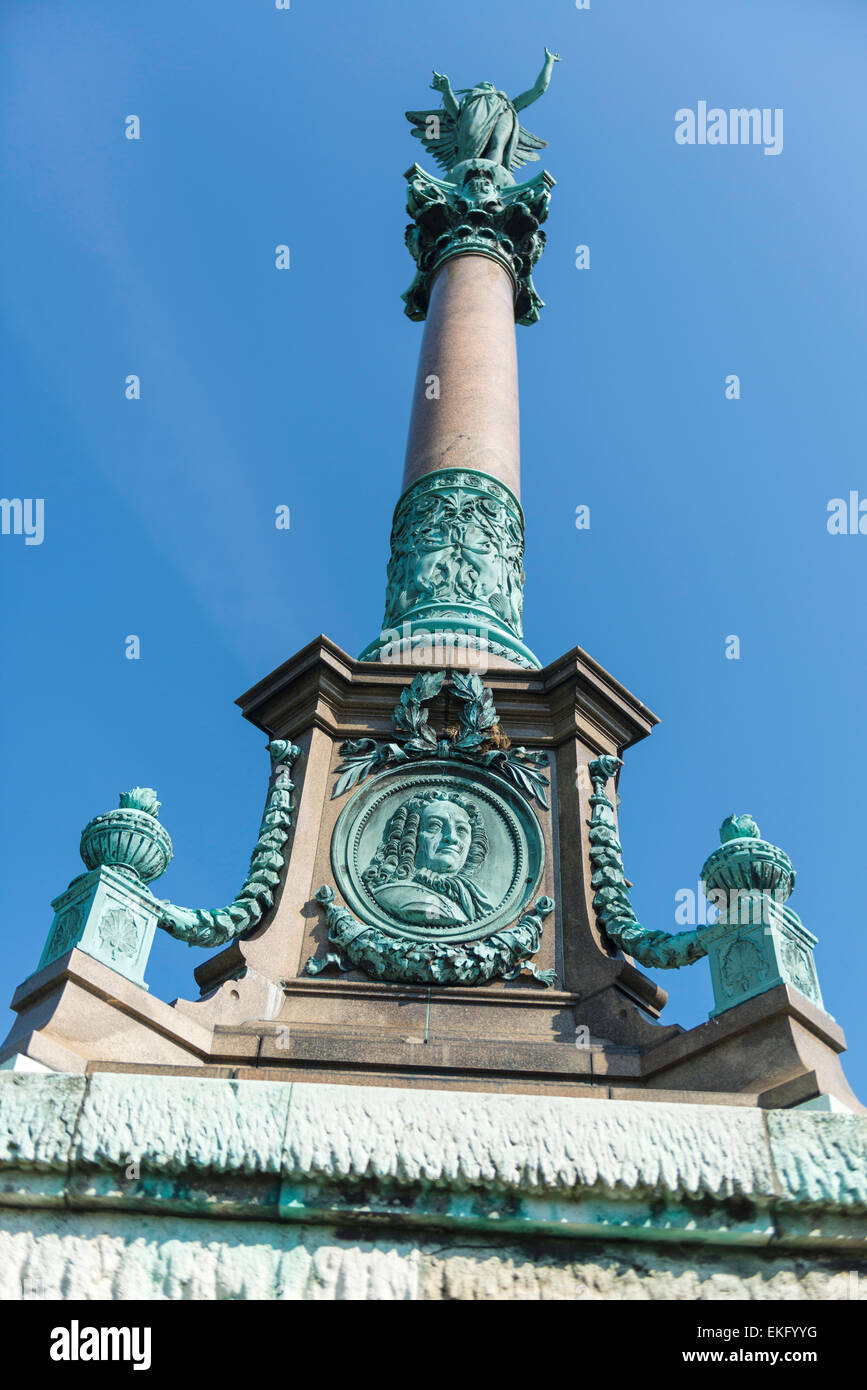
2 0 865 1098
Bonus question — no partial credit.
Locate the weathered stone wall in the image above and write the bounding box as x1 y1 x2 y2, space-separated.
1 1072 865 1301
0 1210 861 1302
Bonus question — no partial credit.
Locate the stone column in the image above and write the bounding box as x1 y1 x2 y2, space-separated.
360 159 554 671
402 254 521 498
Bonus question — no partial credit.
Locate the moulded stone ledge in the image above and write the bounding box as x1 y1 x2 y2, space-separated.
0 1072 865 1250
766 1109 867 1207
279 1081 775 1195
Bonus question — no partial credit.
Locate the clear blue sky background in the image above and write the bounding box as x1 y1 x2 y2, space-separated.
2 0 865 1098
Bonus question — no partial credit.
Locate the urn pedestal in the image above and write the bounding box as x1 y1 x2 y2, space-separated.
38 866 160 990
704 898 824 1019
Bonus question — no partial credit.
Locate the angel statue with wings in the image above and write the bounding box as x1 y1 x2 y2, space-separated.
406 49 560 179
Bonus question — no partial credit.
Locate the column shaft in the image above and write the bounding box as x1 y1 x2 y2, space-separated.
402 255 521 499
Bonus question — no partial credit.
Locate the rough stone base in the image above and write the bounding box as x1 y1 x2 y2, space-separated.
1 1210 863 1302
2 1072 865 1301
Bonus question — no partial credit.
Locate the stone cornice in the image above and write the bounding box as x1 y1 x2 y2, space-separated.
235 637 658 753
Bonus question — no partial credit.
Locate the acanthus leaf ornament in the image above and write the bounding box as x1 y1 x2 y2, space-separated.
402 162 554 327
586 759 826 1019
360 471 541 671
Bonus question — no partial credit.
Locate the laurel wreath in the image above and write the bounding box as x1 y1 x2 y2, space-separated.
332 670 550 807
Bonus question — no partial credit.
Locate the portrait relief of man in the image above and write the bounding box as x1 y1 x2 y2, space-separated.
362 790 493 928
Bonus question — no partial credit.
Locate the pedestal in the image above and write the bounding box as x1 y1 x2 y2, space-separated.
38 866 159 990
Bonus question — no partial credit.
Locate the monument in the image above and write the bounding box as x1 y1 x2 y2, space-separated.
0 55 864 1303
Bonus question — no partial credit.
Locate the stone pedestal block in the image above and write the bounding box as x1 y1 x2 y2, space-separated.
38 866 159 990
704 894 824 1018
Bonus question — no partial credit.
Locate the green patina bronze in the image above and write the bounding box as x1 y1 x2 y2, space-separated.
587 759 824 1016
403 51 559 324
359 470 540 670
79 786 173 884
402 162 555 327
308 670 555 986
587 757 707 970
37 786 175 987
361 60 561 669
310 886 555 987
700 815 824 1016
36 744 302 986
156 741 300 948
407 52 559 176
39 864 163 990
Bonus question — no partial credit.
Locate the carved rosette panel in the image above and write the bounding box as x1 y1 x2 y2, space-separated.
382 470 526 640
720 938 766 999
97 907 143 965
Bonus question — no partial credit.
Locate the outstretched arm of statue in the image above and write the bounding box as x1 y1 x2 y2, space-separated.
431 70 460 120
513 48 561 113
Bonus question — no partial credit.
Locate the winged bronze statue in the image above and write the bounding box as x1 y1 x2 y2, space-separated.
406 49 560 177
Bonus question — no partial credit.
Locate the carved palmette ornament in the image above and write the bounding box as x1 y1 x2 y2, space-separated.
97 908 142 964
